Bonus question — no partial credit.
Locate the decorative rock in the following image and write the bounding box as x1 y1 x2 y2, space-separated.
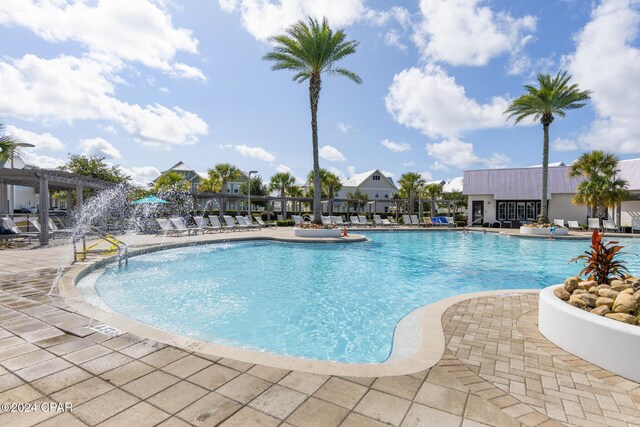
610 279 625 288
579 280 598 291
634 290 640 301
621 288 635 295
572 289 587 295
554 287 571 301
564 277 579 293
591 305 610 316
588 287 600 295
598 289 619 299
579 293 598 307
596 297 614 308
605 313 637 325
611 284 630 292
595 284 611 291
612 293 637 314
569 294 588 309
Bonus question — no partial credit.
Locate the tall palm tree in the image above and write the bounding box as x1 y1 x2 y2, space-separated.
269 172 297 219
569 151 629 221
398 172 425 215
154 171 190 193
505 71 591 222
423 182 443 216
210 163 240 214
264 17 361 224
0 122 21 164
307 168 342 215
198 171 221 193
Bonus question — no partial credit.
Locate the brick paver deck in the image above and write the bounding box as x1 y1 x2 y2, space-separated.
0 260 639 425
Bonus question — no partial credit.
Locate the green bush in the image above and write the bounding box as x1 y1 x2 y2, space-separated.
276 220 295 227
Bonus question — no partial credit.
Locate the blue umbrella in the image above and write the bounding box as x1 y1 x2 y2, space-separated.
131 195 169 205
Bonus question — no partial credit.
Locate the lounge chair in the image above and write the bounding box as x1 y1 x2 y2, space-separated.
588 218 600 231
553 219 565 228
194 216 221 233
291 215 304 226
210 215 234 232
401 215 414 227
410 215 425 227
255 217 274 228
244 216 262 229
170 217 199 235
0 217 34 242
358 215 373 227
332 216 346 227
223 215 246 231
422 217 434 227
27 218 59 239
155 218 179 236
373 215 389 227
445 216 457 227
567 220 581 230
603 219 618 233
431 217 446 227
321 216 333 226
382 218 399 227
350 216 362 227
238 216 260 230
632 219 640 234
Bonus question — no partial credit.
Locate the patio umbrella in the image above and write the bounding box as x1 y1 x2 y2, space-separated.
131 195 169 205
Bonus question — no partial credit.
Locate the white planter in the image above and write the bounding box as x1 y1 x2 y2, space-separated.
293 227 342 238
519 226 569 236
539 285 640 382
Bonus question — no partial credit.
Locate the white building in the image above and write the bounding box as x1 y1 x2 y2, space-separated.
333 169 398 213
463 160 640 227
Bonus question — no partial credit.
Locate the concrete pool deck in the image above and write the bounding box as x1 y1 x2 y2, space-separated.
1 228 639 426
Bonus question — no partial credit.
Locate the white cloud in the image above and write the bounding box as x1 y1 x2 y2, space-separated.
412 0 536 66
420 171 433 181
0 0 204 80
327 166 345 178
385 64 511 138
337 122 352 134
402 161 416 167
384 30 407 51
380 170 394 178
218 0 367 41
347 165 356 176
235 144 276 162
552 137 579 152
120 165 161 186
5 125 64 150
20 151 65 169
0 54 208 147
319 145 346 162
79 137 122 159
380 139 410 152
567 0 640 153
426 138 511 170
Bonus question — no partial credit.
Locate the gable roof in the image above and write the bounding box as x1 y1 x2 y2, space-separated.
442 176 463 192
162 161 193 173
341 169 397 189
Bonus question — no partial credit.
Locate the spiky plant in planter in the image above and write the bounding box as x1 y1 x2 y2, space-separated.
570 229 627 283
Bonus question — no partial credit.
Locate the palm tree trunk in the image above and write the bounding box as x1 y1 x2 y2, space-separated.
280 188 287 220
310 75 322 225
409 192 414 215
540 123 550 222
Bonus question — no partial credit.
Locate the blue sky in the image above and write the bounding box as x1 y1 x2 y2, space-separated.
0 0 638 185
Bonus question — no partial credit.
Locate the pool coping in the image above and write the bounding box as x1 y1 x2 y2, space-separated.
58 234 541 377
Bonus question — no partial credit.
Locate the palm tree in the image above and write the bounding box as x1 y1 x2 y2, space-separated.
264 17 361 224
423 182 443 216
288 185 304 214
307 168 342 215
505 71 591 223
154 171 190 193
347 188 368 214
210 163 240 214
269 172 297 219
569 151 629 221
0 122 21 164
398 172 425 215
198 171 221 193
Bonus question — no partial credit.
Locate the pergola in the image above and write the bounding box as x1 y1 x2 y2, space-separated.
0 168 115 245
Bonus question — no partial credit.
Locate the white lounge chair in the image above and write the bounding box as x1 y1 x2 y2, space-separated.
445 216 457 228
373 215 388 227
223 215 247 231
588 218 600 231
155 218 180 236
194 216 220 233
255 217 274 228
239 216 260 230
170 217 199 235
321 216 333 226
244 216 261 229
350 216 361 227
358 215 373 227
553 219 565 228
27 218 59 239
402 215 414 227
567 220 581 230
209 215 233 232
410 215 425 227
603 219 618 233
291 215 304 226
0 217 36 242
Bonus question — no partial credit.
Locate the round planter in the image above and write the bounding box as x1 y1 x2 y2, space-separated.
519 226 569 236
293 227 342 238
539 285 640 382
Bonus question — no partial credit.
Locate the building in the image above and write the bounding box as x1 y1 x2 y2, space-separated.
155 161 249 194
463 159 640 227
333 169 398 213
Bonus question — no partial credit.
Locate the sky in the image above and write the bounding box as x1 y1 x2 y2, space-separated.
0 0 639 186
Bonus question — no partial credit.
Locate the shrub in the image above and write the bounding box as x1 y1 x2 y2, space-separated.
570 229 628 283
276 220 295 227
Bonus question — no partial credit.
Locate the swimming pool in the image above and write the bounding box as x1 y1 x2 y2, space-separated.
92 232 640 363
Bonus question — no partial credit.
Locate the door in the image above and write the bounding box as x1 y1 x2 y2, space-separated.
472 201 484 225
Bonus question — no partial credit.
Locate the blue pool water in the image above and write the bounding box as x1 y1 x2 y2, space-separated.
94 232 640 363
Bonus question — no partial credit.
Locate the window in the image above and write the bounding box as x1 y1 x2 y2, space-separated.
384 192 389 198
373 175 380 181
526 202 535 220
507 202 516 220
234 189 239 194
375 192 379 199
497 202 506 220
517 202 525 220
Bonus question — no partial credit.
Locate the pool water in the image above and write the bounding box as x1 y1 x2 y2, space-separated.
94 232 640 363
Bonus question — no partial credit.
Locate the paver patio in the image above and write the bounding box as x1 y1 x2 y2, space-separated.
0 230 639 426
